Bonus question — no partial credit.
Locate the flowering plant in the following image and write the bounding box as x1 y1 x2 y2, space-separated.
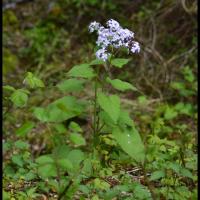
3 19 145 199
89 19 140 61
74 19 146 164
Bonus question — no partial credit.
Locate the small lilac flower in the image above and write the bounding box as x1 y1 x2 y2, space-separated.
89 19 140 61
88 21 101 33
131 42 140 53
96 48 110 62
106 19 121 31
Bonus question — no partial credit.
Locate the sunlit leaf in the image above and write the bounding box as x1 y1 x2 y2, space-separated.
3 85 15 91
24 72 44 88
10 89 29 107
33 96 85 122
35 155 54 164
150 170 165 181
111 58 130 68
112 127 145 163
68 64 96 78
89 59 104 65
16 121 35 136
38 164 57 178
67 149 85 171
57 158 73 171
106 77 137 91
57 78 85 92
97 92 120 124
69 133 86 146
69 121 83 132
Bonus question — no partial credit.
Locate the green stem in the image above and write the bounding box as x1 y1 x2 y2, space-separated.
58 179 73 200
93 66 100 148
93 75 98 146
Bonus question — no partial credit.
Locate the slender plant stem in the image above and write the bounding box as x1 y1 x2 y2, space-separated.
46 123 62 189
58 180 73 200
93 75 97 145
93 66 100 148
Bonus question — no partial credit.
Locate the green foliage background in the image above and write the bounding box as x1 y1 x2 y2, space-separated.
3 0 197 199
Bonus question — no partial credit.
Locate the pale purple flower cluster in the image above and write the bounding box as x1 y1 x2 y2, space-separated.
89 19 140 61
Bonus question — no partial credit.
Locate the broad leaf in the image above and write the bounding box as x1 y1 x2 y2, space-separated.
57 158 73 171
164 106 178 120
99 111 115 127
97 92 120 124
35 155 54 164
3 85 15 91
37 164 57 178
33 107 49 122
14 140 29 149
111 58 130 68
150 170 165 181
11 155 24 167
67 149 85 171
112 127 145 163
57 79 85 92
68 64 96 78
106 77 137 91
10 89 28 107
16 121 35 137
118 110 134 127
180 168 194 179
133 183 152 199
24 72 44 88
53 145 71 159
33 96 85 122
89 59 104 65
69 121 83 132
69 133 86 146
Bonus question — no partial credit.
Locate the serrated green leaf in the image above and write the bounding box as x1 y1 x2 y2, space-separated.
38 164 57 178
111 58 130 68
133 183 152 199
3 85 15 91
99 111 115 127
33 96 85 122
106 77 137 91
14 140 29 149
150 170 165 181
54 123 67 134
16 121 35 136
35 155 54 164
69 121 82 132
53 145 71 159
118 110 134 127
164 106 178 120
180 168 193 179
68 64 96 78
24 72 45 88
69 133 86 146
11 155 24 167
33 107 49 122
112 127 145 163
97 92 120 124
67 149 85 170
57 79 85 92
94 178 110 190
82 159 93 176
89 59 104 65
57 158 73 171
167 162 181 173
24 171 36 181
10 89 28 107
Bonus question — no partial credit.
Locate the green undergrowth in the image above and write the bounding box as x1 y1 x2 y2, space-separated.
3 0 197 199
